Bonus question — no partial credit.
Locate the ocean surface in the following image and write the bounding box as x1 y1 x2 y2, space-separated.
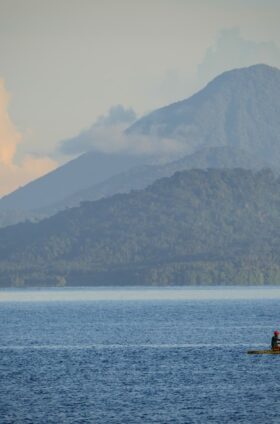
1 287 280 423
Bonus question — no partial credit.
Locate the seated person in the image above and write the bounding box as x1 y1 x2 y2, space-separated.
271 330 280 350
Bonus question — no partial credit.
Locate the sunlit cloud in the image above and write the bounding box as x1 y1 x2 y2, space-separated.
0 80 57 197
0 80 21 166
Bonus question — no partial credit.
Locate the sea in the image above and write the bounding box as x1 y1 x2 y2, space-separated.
1 286 280 424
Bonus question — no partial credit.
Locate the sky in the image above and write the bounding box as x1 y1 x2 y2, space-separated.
0 0 280 196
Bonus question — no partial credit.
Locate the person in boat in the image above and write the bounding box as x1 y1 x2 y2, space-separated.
271 330 280 350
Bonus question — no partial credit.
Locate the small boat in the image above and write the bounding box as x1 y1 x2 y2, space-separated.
247 349 280 354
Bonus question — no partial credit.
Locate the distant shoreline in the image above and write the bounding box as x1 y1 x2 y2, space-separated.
2 285 280 303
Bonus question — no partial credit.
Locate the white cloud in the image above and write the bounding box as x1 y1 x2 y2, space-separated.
60 124 189 161
59 104 190 161
59 105 137 156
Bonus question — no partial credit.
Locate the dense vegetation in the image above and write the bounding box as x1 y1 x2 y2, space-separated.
1 168 280 287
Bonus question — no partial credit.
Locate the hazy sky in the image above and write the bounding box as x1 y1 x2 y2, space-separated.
0 0 280 196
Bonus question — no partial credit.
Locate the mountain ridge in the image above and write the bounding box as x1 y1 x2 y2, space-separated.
42 145 269 215
0 63 280 226
127 64 280 159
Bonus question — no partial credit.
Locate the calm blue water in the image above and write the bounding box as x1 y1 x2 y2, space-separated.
1 287 280 423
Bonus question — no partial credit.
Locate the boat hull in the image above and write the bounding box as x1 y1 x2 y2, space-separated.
247 349 280 354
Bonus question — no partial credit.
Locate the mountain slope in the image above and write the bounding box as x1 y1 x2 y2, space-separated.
46 145 267 213
0 151 146 211
0 63 280 221
1 168 280 287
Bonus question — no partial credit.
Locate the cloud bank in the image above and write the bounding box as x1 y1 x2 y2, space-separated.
0 80 56 197
60 105 137 156
59 104 190 161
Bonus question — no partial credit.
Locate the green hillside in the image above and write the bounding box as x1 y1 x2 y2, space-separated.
1 168 280 287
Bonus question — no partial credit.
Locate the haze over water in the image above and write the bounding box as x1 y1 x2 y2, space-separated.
2 286 280 302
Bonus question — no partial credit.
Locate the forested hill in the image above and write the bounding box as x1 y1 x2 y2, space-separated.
44 145 267 214
1 168 280 287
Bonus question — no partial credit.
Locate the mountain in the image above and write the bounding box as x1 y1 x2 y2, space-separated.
0 63 280 225
1 168 280 287
45 145 268 214
0 151 146 211
127 64 280 165
0 145 270 227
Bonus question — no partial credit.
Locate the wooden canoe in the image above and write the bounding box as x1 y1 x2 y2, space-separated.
247 349 280 354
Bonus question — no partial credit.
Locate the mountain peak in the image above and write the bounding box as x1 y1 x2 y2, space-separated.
127 63 280 165
207 63 280 88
